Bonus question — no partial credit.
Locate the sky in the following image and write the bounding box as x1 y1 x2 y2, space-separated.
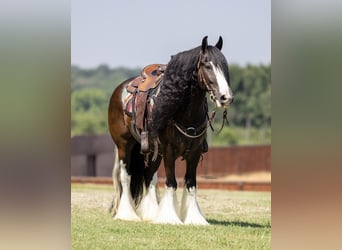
71 0 270 69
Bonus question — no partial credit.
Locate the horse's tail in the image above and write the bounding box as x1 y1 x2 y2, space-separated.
129 143 145 207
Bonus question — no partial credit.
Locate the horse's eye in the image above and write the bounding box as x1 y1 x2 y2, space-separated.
204 63 211 69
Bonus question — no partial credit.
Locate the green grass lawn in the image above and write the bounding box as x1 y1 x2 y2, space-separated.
72 184 271 250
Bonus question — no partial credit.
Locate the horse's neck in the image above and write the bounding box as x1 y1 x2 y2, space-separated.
177 88 206 126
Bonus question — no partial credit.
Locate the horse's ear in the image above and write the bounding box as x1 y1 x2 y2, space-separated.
215 36 223 50
201 36 208 53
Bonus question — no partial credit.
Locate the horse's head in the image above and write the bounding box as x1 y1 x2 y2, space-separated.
197 36 234 108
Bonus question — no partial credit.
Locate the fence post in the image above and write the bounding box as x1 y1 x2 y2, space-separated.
86 154 96 176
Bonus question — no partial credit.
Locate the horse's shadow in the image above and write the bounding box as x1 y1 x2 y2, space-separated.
208 219 270 229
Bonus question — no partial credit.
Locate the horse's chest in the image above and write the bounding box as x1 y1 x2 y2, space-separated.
164 127 204 158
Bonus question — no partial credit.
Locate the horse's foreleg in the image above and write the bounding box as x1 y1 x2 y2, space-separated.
181 150 209 225
154 145 182 224
180 186 208 225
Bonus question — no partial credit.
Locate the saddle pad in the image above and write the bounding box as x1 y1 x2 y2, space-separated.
122 87 135 115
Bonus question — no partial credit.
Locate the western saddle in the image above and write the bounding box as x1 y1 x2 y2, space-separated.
127 64 167 93
125 64 167 154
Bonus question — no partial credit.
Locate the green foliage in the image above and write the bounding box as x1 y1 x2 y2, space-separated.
71 88 108 136
71 63 271 145
228 64 271 128
71 65 141 136
209 125 271 146
71 64 140 94
72 88 107 112
208 127 239 146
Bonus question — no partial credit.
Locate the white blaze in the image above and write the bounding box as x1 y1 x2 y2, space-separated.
210 62 232 106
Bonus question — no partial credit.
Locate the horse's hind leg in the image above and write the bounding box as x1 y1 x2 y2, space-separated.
112 145 141 221
108 79 141 221
114 158 141 221
180 149 209 225
136 155 162 221
109 147 121 216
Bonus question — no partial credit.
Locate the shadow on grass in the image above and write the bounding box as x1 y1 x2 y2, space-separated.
208 219 270 228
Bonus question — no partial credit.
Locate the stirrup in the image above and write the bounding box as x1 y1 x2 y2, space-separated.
140 131 149 154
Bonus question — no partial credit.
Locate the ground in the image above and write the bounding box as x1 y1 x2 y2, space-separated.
72 184 271 249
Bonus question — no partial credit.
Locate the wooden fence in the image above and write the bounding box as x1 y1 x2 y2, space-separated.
71 135 271 178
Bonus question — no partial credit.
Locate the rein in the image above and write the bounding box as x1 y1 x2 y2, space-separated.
215 109 229 134
173 122 208 139
206 108 229 135
172 109 228 140
172 104 229 139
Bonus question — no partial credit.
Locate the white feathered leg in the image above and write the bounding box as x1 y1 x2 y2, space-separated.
110 148 121 216
153 186 183 224
136 172 159 221
180 187 209 225
114 160 141 221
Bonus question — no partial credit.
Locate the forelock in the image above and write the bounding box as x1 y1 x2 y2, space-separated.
207 46 230 82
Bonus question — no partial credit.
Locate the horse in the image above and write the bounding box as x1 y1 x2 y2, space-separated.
108 36 233 225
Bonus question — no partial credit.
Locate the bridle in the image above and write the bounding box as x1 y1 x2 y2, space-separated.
197 52 216 103
196 52 230 134
171 52 230 140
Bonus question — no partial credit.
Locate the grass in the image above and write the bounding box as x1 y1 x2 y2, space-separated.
72 184 271 250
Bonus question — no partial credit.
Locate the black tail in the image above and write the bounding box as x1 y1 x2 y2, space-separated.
129 143 145 207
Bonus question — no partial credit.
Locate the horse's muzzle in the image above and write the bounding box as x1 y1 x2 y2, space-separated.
219 94 234 107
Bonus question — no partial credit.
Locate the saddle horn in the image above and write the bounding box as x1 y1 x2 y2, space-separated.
215 36 223 50
201 36 208 53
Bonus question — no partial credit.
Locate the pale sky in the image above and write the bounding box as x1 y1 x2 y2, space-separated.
71 0 270 68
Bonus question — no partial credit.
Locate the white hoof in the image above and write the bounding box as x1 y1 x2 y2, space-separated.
154 187 183 225
181 187 209 226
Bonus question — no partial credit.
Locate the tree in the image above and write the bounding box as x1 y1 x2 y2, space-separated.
71 88 108 136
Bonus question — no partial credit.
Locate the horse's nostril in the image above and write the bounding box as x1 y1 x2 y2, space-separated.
220 95 234 105
220 95 228 102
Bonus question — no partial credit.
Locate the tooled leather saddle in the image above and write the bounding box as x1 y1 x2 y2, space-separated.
123 64 167 153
